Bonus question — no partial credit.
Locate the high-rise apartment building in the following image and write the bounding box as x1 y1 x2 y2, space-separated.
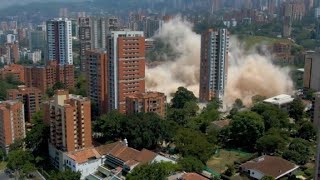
44 90 92 168
0 64 25 83
25 61 74 94
0 42 19 64
44 90 92 152
107 31 146 113
0 101 25 153
79 17 119 71
199 29 229 102
304 51 320 91
126 91 166 118
47 18 73 65
85 49 108 115
7 86 42 123
30 25 47 60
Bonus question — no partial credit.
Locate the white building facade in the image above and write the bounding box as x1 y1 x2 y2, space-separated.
47 18 73 65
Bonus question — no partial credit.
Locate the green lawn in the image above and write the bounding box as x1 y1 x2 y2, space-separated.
0 161 7 170
206 149 252 174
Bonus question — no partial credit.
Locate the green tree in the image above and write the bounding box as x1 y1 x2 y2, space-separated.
49 169 81 180
94 110 127 142
233 99 244 109
220 111 264 151
261 176 275 180
183 101 199 118
206 126 219 144
94 112 176 149
283 138 311 165
8 139 24 152
256 134 287 154
175 128 214 163
25 111 50 165
224 164 236 176
289 98 305 122
7 150 36 178
252 103 289 130
0 149 4 161
73 73 87 97
178 156 205 173
297 121 316 140
127 162 178 180
171 87 197 109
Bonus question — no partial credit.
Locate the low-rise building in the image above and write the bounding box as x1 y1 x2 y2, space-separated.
25 61 74 94
240 155 299 179
7 85 42 123
69 140 176 180
0 64 25 83
126 91 166 118
263 94 294 111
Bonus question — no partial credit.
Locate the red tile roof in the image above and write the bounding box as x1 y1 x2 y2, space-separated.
182 173 210 180
67 148 101 164
240 155 299 179
95 141 157 166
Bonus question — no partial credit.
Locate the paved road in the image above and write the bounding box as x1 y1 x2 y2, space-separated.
0 170 14 180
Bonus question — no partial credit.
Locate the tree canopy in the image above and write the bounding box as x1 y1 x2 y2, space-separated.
7 150 36 178
283 138 312 165
297 121 316 140
174 128 214 163
220 111 265 151
127 162 178 180
171 87 197 109
49 169 81 180
251 103 289 130
178 156 205 173
288 98 305 122
94 111 176 149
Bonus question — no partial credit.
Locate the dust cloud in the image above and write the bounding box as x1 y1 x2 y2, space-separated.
145 18 294 106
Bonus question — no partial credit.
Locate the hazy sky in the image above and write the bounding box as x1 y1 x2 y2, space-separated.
0 0 84 9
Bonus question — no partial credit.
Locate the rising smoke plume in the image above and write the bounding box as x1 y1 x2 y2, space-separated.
145 18 294 106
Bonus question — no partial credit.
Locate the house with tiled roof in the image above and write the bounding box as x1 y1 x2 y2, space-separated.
240 155 299 179
168 172 210 180
63 147 102 179
68 140 176 180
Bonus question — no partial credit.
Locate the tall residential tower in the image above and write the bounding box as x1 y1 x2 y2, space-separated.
46 18 73 65
199 29 229 102
107 31 146 113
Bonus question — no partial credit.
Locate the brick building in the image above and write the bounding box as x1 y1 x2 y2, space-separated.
0 64 25 83
44 90 92 169
85 49 108 115
7 85 42 123
25 61 74 94
0 100 25 153
107 31 146 113
199 29 229 102
126 91 166 118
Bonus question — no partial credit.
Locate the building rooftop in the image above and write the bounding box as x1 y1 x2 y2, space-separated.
240 155 299 179
263 94 294 105
126 91 166 99
66 147 101 164
96 141 157 166
168 172 209 180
